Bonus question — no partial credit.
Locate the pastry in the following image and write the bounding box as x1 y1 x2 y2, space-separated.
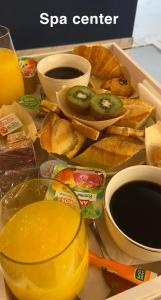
102 77 133 97
115 98 155 128
67 85 95 114
71 136 144 170
106 126 144 138
40 113 85 158
71 119 100 140
40 112 57 153
73 45 122 79
90 93 124 120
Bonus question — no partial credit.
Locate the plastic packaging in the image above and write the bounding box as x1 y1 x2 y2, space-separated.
18 94 40 119
0 139 38 199
51 162 106 219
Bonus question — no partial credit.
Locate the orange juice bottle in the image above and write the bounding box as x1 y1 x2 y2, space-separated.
0 48 24 106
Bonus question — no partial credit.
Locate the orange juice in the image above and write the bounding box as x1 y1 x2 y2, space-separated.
0 200 88 300
0 48 24 106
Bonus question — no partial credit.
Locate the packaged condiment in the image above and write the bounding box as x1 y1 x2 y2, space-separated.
0 138 37 171
51 162 106 219
18 94 40 118
0 137 38 198
19 57 37 93
7 130 27 144
0 114 23 136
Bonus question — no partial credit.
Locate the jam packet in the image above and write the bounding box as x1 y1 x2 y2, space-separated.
45 179 80 210
19 57 37 94
51 163 106 219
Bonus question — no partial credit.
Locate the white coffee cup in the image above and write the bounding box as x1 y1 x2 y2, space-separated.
104 165 161 262
37 53 91 102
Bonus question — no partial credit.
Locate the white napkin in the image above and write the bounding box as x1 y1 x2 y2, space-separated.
79 227 111 300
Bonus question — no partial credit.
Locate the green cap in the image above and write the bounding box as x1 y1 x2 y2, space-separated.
19 94 40 109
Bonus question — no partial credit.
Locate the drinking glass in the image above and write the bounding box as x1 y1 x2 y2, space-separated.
0 179 88 300
0 25 24 106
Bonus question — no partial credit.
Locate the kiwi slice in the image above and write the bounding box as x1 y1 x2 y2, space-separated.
90 93 124 120
67 85 95 114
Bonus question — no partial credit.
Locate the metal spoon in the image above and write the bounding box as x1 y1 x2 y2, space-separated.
89 220 109 257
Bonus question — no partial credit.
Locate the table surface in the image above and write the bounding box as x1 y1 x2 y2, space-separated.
127 44 161 86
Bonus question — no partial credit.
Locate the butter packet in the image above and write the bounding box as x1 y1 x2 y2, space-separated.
7 130 27 144
51 163 106 219
0 114 23 136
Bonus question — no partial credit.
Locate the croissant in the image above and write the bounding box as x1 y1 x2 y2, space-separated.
73 45 122 80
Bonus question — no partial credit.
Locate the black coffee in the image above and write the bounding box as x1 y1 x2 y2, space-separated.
110 180 161 248
45 67 83 79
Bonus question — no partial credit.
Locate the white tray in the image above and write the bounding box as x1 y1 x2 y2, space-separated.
1 42 161 300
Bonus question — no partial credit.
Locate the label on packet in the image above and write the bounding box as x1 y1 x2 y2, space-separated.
19 95 40 110
7 130 27 144
19 57 37 77
0 114 23 136
45 179 80 210
51 163 107 219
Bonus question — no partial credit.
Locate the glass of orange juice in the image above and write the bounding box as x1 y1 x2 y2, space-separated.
0 25 24 106
0 179 88 300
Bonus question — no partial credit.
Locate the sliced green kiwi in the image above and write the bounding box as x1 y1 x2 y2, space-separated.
67 85 95 114
90 93 124 120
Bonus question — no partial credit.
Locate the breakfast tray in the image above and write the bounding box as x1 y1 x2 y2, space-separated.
1 41 161 300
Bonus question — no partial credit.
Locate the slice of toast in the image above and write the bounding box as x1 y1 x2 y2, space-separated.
71 136 144 170
115 98 155 129
71 119 100 140
106 126 144 138
41 99 61 114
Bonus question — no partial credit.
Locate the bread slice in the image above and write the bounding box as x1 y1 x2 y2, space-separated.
115 98 155 128
106 126 144 138
41 99 61 114
154 148 161 167
71 119 100 140
71 136 144 170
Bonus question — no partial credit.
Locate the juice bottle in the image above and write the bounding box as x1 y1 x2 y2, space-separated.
0 48 24 106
